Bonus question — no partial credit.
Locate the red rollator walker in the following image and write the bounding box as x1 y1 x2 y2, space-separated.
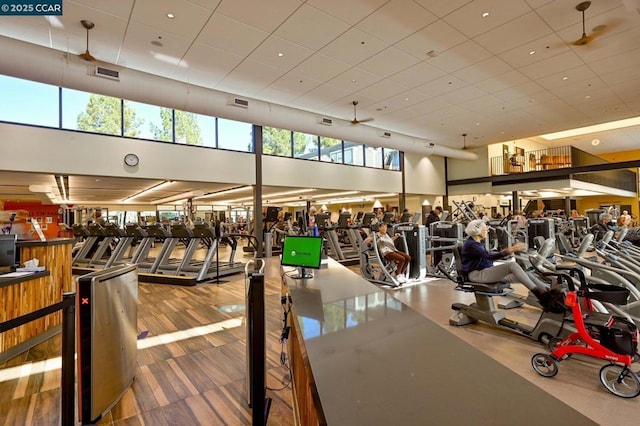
531 267 640 398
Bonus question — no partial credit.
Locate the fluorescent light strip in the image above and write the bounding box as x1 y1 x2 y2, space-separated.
226 188 316 204
312 191 361 199
539 116 640 140
123 180 173 202
58 175 67 200
193 185 253 200
151 190 204 205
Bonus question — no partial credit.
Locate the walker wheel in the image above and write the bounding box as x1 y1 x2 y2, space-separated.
531 353 558 377
599 364 640 398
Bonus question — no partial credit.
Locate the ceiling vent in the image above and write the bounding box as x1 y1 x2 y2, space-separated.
425 142 436 148
378 130 392 138
93 65 119 81
227 96 249 108
318 117 333 126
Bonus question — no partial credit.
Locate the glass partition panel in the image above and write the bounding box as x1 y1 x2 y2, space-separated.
123 100 169 141
218 118 253 152
63 89 122 136
293 131 319 160
343 141 364 166
263 126 292 157
320 137 342 163
384 148 400 170
365 145 383 168
0 75 59 127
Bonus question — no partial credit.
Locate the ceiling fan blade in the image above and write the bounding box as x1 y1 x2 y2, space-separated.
79 50 96 61
572 33 593 46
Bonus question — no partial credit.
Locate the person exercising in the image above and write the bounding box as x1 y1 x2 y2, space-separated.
461 219 559 308
366 222 411 283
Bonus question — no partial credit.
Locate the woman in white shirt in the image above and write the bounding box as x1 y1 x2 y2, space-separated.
367 223 411 282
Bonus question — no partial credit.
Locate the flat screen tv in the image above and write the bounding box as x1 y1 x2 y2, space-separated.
281 235 323 279
0 234 17 272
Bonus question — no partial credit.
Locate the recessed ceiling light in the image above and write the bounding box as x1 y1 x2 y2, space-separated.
585 95 591 99
351 79 356 83
562 76 568 80
482 12 490 18
529 50 536 55
166 13 175 19
591 139 600 146
404 98 409 101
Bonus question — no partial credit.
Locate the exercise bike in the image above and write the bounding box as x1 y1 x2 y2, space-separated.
531 267 640 398
443 244 567 344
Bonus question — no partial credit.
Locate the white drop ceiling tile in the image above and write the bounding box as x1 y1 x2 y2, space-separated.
288 53 351 83
524 0 554 10
326 67 381 91
254 87 300 104
497 33 569 69
216 0 304 33
442 85 489 104
305 0 388 25
464 95 507 112
175 42 245 86
519 50 583 79
534 65 598 90
589 46 640 75
394 19 468 59
246 36 314 71
219 59 285 94
274 4 350 50
493 81 545 101
474 70 530 93
326 94 378 118
50 15 127 63
609 78 640 100
381 90 436 110
266 72 323 96
474 12 552 55
68 0 135 19
412 0 473 18
414 74 470 98
295 84 352 110
184 0 222 10
388 62 447 88
0 17 50 47
358 47 421 78
427 40 493 73
320 27 389 66
197 13 269 56
354 79 410 104
452 57 513 84
442 0 532 39
131 0 211 40
120 21 193 66
556 87 617 106
356 0 437 44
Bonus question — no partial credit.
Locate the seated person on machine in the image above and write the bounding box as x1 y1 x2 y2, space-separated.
461 219 560 308
589 212 617 242
365 222 411 283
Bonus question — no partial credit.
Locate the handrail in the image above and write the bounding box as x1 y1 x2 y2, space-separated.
0 292 76 426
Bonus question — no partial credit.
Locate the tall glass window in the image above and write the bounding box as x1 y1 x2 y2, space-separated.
293 131 319 160
263 126 292 157
191 112 216 147
320 137 342 163
384 148 400 170
63 89 123 136
0 75 59 127
343 141 364 166
123 100 168 141
365 146 383 168
218 118 253 152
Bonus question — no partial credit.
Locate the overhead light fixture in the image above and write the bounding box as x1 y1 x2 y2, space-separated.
123 180 174 202
152 190 205 205
194 185 253 200
372 200 383 209
313 191 360 199
482 12 490 17
55 174 68 201
591 138 600 146
166 13 175 19
539 116 640 140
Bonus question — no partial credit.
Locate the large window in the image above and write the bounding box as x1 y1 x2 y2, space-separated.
343 142 364 166
365 146 383 168
218 118 253 152
123 100 168 141
293 131 319 160
320 137 342 163
63 89 123 136
384 148 400 170
263 126 292 157
0 75 58 127
192 112 216 147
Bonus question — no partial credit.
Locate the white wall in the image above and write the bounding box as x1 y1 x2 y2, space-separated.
0 122 255 185
446 146 489 180
404 152 446 195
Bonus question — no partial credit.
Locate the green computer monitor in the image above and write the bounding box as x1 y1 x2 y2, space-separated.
281 236 323 279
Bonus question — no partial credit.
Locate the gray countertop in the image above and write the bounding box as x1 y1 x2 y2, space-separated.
284 259 596 426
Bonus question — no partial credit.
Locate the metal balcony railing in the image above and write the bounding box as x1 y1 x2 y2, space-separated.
491 146 572 175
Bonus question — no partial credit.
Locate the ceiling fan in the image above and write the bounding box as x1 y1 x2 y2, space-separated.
461 133 470 150
78 19 96 61
572 1 599 46
350 101 374 125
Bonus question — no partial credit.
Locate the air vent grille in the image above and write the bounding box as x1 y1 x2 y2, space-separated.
94 66 119 81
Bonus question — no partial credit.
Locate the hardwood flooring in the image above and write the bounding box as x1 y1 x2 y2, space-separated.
0 249 294 425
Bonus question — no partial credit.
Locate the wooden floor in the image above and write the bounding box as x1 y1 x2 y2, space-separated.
0 248 294 425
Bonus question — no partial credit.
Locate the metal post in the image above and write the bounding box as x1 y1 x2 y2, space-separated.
61 292 76 426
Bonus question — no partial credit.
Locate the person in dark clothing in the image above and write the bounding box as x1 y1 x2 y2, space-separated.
589 212 615 242
461 219 559 308
425 206 442 227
